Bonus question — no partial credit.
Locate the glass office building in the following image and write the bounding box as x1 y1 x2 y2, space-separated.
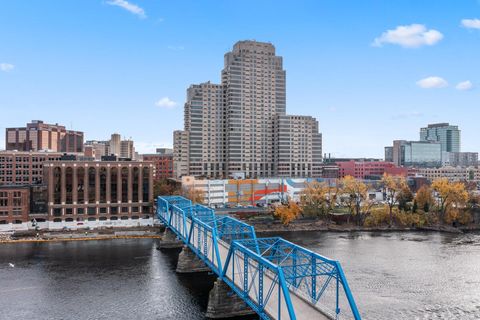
420 123 460 153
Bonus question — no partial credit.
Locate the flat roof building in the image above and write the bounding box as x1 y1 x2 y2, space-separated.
6 120 83 153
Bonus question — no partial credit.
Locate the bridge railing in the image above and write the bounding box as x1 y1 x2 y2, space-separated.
229 237 361 320
156 196 361 320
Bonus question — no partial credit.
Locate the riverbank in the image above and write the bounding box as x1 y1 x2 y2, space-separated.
249 219 480 234
0 226 161 244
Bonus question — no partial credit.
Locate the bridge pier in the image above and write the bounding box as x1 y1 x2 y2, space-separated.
176 245 211 273
157 228 183 249
206 279 255 319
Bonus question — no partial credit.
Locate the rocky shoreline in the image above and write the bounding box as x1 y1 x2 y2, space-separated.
0 226 162 243
250 219 480 234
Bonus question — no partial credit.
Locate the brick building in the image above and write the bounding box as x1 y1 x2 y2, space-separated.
142 152 174 180
43 160 154 223
337 160 408 179
0 185 30 225
6 120 83 152
0 151 64 185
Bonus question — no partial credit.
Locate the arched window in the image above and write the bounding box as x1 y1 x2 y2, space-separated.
121 167 128 202
88 167 96 203
110 216 118 221
77 167 85 203
65 218 74 222
66 167 73 204
120 216 129 220
53 167 61 204
111 167 118 203
132 167 139 202
99 167 107 203
99 217 107 221
143 167 150 202
53 218 62 223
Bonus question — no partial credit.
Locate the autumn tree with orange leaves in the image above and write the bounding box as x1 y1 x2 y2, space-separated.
300 180 339 220
381 174 409 225
274 201 302 225
431 178 468 222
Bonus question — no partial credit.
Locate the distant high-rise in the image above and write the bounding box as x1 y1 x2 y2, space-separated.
420 123 460 153
222 41 286 177
174 40 322 179
110 133 121 156
5 120 83 153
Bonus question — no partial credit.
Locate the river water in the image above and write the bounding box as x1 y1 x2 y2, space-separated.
0 232 479 320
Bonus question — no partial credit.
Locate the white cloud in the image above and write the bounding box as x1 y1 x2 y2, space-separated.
416 76 448 89
106 0 146 18
461 18 480 29
0 63 14 72
456 80 473 91
167 45 185 51
373 24 443 48
155 97 177 108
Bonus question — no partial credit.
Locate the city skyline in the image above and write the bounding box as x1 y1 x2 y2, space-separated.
1 1 479 157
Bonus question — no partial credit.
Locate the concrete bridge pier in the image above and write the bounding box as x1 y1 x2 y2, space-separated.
206 279 255 319
176 245 211 273
157 228 183 249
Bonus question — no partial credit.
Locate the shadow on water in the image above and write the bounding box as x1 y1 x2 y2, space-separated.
156 243 259 320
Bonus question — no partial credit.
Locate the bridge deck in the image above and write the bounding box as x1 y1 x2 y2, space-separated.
157 196 361 320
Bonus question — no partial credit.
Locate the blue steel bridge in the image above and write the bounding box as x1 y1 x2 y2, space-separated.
156 195 361 320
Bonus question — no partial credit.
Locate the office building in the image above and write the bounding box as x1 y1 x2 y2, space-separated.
0 185 30 225
109 133 121 156
142 152 174 180
418 166 480 183
0 151 64 185
5 120 83 153
275 115 322 177
442 152 478 167
174 40 322 179
336 160 408 179
420 123 460 153
389 140 442 168
43 159 154 221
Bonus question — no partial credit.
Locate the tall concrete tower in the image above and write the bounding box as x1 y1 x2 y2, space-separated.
222 41 286 177
110 133 121 156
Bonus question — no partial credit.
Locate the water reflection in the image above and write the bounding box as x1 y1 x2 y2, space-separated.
0 233 479 320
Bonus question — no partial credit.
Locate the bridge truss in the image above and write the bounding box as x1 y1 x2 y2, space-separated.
157 195 361 320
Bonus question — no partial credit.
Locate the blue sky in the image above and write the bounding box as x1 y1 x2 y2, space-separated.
1 0 479 157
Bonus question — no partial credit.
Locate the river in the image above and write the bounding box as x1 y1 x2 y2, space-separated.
0 232 479 319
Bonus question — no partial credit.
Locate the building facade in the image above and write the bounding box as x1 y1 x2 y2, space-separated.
275 115 322 177
0 185 30 225
174 40 322 179
418 166 480 182
336 160 408 179
420 123 460 153
43 160 154 223
142 153 174 180
444 152 478 167
390 140 442 168
6 120 83 153
0 151 64 185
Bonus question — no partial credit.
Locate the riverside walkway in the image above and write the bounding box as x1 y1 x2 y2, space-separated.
157 195 361 320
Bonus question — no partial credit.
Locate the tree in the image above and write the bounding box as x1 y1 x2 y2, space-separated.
431 178 468 222
300 180 339 220
183 187 205 204
339 176 371 225
274 201 302 225
153 179 180 198
381 174 408 225
415 185 434 213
